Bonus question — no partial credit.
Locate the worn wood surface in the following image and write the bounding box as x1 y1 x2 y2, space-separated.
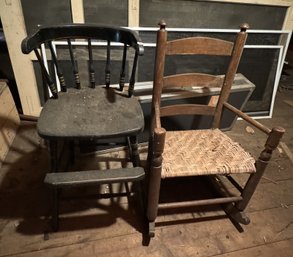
163 74 224 88
160 104 215 117
0 0 41 116
0 82 20 167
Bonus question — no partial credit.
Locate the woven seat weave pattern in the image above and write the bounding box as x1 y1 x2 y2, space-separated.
162 129 256 178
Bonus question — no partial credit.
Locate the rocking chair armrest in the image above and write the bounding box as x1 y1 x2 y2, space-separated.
223 101 285 152
223 102 271 135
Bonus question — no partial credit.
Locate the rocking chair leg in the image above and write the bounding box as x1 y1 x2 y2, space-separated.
147 128 166 237
146 167 161 237
233 211 250 225
224 203 250 225
237 171 264 211
236 156 269 212
237 127 285 211
223 203 250 233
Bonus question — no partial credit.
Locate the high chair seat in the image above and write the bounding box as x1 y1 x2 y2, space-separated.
38 87 144 139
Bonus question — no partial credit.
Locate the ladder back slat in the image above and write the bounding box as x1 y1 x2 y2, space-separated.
166 37 234 56
160 104 216 117
163 73 224 88
67 39 81 89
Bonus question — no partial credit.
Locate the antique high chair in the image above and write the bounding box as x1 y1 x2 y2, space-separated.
146 21 285 237
21 24 145 231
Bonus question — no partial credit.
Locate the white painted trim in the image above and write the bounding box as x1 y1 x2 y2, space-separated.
203 0 292 7
71 0 85 23
269 46 284 119
128 0 139 27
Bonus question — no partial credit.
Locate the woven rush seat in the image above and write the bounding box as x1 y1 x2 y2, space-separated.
162 129 256 178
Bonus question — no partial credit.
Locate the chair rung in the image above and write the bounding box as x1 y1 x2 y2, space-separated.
158 196 243 210
44 167 145 187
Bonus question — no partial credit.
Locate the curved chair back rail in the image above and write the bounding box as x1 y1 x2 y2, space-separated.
21 24 144 98
21 24 144 54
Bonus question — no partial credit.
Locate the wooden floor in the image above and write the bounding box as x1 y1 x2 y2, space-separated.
0 91 292 257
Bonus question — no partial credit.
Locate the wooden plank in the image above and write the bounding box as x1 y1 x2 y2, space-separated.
280 142 293 165
71 0 85 23
215 238 293 257
283 6 293 30
128 0 139 27
242 180 293 212
0 82 16 127
0 82 20 166
2 207 293 257
159 208 293 257
0 0 41 116
0 106 19 166
283 99 293 108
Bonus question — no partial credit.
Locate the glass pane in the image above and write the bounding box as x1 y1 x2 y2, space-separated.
140 0 286 29
239 48 280 114
84 0 128 26
21 0 72 34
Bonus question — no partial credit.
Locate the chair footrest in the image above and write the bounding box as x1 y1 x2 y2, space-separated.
44 167 145 187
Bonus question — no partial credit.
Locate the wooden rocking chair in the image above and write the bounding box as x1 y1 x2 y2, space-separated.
146 21 285 237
